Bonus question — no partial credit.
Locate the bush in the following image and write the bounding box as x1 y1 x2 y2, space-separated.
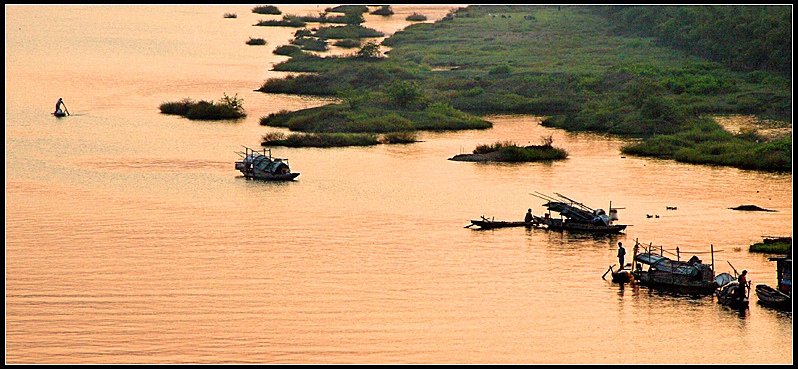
246 37 267 46
252 5 280 15
159 94 246 120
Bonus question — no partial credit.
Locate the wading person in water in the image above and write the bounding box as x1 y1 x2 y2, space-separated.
617 242 626 269
524 208 533 223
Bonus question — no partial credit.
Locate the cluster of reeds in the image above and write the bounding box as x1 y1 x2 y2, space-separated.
406 13 427 21
252 5 280 15
246 37 267 46
223 13 237 19
263 132 380 147
159 94 246 120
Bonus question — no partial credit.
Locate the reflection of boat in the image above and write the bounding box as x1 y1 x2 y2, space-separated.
467 217 536 230
630 240 726 295
235 146 299 181
756 255 791 311
530 192 627 233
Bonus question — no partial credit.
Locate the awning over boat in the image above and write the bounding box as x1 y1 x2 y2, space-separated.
634 253 700 277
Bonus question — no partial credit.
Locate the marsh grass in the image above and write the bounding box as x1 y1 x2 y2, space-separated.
255 15 306 27
406 13 427 21
263 132 380 147
252 5 280 15
223 13 237 19
159 94 246 120
749 241 791 254
246 37 267 46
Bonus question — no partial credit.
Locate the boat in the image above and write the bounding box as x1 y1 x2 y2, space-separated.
630 240 727 295
755 284 790 310
529 192 627 233
52 109 67 117
715 272 749 310
234 146 299 181
602 264 634 284
755 255 791 311
467 216 537 230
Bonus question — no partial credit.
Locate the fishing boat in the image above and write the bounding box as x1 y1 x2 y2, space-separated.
467 216 537 230
715 273 749 310
529 192 627 234
630 240 729 295
755 255 791 311
234 146 299 181
52 109 67 117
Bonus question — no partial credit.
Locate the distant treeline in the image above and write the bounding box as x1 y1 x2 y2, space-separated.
591 5 791 76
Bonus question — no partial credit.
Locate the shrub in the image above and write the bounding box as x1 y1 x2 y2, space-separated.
406 13 427 21
252 5 280 15
246 37 267 46
223 13 237 19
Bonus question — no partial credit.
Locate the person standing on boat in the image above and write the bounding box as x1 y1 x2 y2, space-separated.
737 270 748 299
54 98 65 114
524 208 533 223
617 242 626 269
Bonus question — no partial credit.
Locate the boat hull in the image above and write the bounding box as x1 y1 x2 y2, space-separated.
533 216 626 233
469 220 536 229
242 172 299 181
755 284 791 311
716 282 749 309
633 271 717 295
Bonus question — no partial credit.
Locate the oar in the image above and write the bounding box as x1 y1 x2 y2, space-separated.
727 261 739 277
62 102 70 116
602 264 616 280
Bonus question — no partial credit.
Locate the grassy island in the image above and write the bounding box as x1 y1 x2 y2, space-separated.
159 94 246 120
450 136 568 162
749 238 792 255
255 5 790 170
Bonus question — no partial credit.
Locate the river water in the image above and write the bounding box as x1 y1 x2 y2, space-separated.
5 5 793 364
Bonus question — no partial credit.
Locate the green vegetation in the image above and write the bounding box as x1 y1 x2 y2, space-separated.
159 93 246 120
254 5 790 169
406 13 427 22
252 5 281 15
246 37 266 46
333 39 361 48
371 6 394 16
262 132 380 148
452 136 568 162
749 240 791 254
255 15 306 27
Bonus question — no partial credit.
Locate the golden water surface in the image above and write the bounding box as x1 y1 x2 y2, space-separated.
5 5 793 364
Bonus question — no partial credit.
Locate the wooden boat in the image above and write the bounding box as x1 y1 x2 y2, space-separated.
715 278 749 310
755 284 790 310
630 241 726 295
755 255 791 311
235 146 299 181
52 110 67 117
532 215 626 233
468 218 537 230
530 192 627 234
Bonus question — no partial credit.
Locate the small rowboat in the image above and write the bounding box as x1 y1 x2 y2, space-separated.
755 284 790 310
53 110 67 117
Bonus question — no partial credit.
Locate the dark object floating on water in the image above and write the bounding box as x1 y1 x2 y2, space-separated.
756 255 791 311
729 204 776 212
234 146 299 181
631 240 731 295
529 192 627 234
466 216 537 230
715 273 750 310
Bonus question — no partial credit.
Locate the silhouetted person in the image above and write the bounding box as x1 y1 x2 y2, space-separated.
737 270 748 299
54 98 66 115
524 208 533 223
617 242 626 269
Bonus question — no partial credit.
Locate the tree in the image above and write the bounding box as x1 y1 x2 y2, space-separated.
356 41 382 59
